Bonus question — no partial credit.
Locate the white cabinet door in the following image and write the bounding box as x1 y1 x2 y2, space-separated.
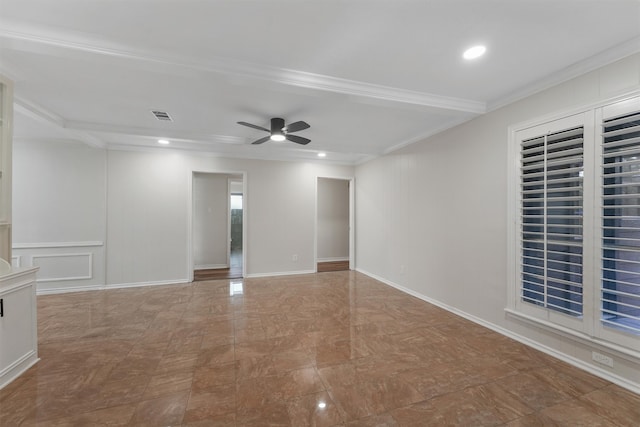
0 284 35 368
0 268 38 389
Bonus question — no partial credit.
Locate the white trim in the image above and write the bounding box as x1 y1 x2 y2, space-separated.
36 279 194 294
66 121 246 145
317 257 349 263
245 270 315 279
13 96 65 128
194 264 228 270
505 308 640 363
0 277 37 294
0 351 39 390
383 115 477 155
356 268 640 396
31 252 93 282
187 170 247 282
507 91 640 349
507 90 640 136
489 36 640 112
0 27 486 114
315 176 355 272
37 284 104 295
13 241 104 249
104 279 190 290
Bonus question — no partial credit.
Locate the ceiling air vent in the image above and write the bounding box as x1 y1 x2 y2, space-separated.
151 110 173 121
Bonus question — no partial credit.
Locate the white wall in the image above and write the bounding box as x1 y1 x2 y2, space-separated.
317 178 349 261
12 139 106 292
355 53 640 392
104 150 353 284
192 173 230 269
12 142 353 290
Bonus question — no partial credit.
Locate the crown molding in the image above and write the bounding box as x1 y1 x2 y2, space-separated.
14 96 65 128
64 121 247 145
0 26 486 114
14 96 105 148
105 142 361 166
488 35 640 112
382 115 478 156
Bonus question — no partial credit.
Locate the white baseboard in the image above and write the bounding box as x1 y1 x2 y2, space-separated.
194 264 228 270
103 279 191 290
36 279 190 295
356 267 640 396
37 284 104 295
0 352 39 390
245 270 315 279
317 257 349 263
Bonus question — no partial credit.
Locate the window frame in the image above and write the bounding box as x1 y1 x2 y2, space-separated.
508 92 640 354
594 96 640 350
512 112 595 333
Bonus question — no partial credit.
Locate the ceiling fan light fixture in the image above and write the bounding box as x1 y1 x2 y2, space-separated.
238 117 310 145
463 45 486 60
317 152 326 158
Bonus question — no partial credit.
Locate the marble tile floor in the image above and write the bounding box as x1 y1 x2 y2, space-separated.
1 271 639 426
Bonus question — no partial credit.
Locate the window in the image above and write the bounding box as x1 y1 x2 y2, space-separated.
511 96 640 351
521 126 584 317
601 109 640 335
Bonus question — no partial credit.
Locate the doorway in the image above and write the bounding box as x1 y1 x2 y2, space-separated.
316 177 354 272
228 180 243 278
192 172 244 281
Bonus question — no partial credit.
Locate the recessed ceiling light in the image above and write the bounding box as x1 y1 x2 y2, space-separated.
158 139 170 145
463 45 486 60
317 152 326 158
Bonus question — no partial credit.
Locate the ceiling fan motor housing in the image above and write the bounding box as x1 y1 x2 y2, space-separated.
271 117 285 134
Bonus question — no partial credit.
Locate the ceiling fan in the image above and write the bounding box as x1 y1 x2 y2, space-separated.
237 117 311 145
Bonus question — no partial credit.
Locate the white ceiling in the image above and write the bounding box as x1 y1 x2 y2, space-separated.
1 0 639 164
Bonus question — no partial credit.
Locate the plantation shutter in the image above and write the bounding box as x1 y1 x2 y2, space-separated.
601 110 640 334
521 126 584 316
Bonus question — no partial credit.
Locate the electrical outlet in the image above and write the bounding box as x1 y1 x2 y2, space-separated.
292 254 298 262
592 351 614 368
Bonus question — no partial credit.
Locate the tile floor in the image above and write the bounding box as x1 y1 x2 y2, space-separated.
1 271 639 426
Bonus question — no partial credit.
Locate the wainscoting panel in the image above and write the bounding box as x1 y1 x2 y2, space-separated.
12 242 105 294
32 253 92 282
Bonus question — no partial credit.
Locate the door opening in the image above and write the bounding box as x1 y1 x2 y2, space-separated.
228 186 243 279
192 173 244 281
316 177 353 272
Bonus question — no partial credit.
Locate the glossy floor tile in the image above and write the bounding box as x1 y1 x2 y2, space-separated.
0 271 638 426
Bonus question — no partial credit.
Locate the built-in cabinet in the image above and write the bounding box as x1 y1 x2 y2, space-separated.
0 265 38 389
0 74 38 390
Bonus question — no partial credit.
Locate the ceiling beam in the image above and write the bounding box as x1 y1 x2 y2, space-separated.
0 26 487 114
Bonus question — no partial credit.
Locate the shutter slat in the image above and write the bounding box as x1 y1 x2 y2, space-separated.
602 123 640 138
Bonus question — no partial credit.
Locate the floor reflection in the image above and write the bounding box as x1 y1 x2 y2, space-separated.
0 271 637 426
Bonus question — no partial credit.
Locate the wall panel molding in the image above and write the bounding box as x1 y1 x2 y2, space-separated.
13 241 103 249
32 252 93 282
12 241 105 292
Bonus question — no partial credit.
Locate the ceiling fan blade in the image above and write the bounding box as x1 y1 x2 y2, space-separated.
286 134 311 145
251 136 271 145
238 121 269 132
285 121 310 133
